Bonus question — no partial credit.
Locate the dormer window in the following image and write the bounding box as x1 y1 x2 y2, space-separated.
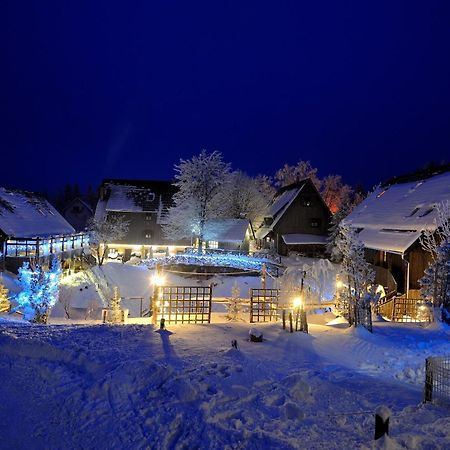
419 207 434 217
407 207 420 217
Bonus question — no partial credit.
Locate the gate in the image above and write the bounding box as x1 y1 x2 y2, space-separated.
154 286 212 324
424 356 450 407
250 288 279 323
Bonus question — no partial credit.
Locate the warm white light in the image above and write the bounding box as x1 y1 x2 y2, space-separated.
152 273 166 286
336 280 343 289
293 296 303 309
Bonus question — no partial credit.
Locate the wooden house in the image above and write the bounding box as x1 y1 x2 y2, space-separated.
255 179 331 256
0 187 90 273
344 170 450 296
202 218 254 253
63 197 94 231
94 179 189 261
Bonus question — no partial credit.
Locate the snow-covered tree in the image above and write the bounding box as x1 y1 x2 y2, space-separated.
87 214 130 266
326 197 353 262
222 171 270 224
337 224 376 330
226 282 242 321
163 150 232 252
110 286 122 323
15 258 62 323
420 201 450 310
274 160 321 190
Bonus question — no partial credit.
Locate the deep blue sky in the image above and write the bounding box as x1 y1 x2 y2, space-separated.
1 1 449 194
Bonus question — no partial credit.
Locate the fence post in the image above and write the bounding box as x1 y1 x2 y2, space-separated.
374 406 391 440
424 358 433 403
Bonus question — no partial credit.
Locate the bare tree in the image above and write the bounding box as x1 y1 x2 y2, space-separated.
87 214 130 266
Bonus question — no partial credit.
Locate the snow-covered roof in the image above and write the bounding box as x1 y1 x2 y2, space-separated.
255 226 270 240
0 188 75 238
282 234 328 245
345 171 450 253
204 219 250 243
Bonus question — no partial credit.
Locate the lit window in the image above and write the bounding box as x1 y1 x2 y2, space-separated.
208 241 218 249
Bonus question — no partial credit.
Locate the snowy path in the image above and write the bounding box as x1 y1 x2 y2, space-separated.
1 320 450 449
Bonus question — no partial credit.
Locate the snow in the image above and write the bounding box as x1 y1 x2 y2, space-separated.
345 171 450 253
0 187 75 238
282 234 328 245
1 318 450 448
267 185 303 219
203 218 250 243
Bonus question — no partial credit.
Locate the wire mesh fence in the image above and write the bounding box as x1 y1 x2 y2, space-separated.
424 356 450 407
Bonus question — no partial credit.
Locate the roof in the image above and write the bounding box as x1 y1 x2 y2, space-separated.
0 188 75 238
345 170 450 253
63 197 93 214
282 234 328 245
95 179 176 220
203 219 250 243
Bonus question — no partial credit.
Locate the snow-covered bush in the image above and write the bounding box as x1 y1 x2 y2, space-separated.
15 258 62 323
226 282 242 321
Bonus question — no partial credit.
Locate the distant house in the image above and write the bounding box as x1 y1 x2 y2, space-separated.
0 187 90 272
203 218 254 252
95 179 189 261
63 197 93 231
344 170 450 296
255 179 331 256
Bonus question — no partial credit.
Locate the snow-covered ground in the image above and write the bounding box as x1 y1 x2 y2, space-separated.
1 316 450 449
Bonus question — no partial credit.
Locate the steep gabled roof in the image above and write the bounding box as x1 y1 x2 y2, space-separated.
203 219 250 243
345 170 450 253
0 188 75 238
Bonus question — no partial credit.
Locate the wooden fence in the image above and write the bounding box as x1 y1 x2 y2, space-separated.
376 296 433 323
250 288 280 323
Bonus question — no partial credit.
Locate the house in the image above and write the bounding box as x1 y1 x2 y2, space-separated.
63 197 94 231
94 179 189 261
203 218 254 252
0 187 90 273
255 179 331 256
344 169 450 296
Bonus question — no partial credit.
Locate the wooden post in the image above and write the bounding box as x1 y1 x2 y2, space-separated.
295 308 299 331
374 406 391 440
289 312 293 333
282 309 286 330
424 358 433 403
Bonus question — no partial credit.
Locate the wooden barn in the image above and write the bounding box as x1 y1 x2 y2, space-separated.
63 197 94 231
255 179 331 256
94 179 189 261
0 187 90 273
344 169 450 296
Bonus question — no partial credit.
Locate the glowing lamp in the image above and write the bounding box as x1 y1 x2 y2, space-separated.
336 280 343 289
151 273 166 286
293 296 303 309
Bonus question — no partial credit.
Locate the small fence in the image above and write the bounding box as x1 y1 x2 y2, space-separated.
376 296 433 323
424 356 450 407
250 288 280 323
154 286 212 324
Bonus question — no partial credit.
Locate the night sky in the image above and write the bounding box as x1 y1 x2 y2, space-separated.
2 1 450 194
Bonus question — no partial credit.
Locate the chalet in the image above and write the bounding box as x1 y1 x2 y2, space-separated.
203 218 254 252
344 170 450 296
63 197 94 231
0 187 90 273
95 179 189 261
255 179 331 256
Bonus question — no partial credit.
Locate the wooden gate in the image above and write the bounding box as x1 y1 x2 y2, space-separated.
250 288 279 323
154 286 212 324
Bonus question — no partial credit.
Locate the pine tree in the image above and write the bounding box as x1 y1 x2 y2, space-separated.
15 258 62 323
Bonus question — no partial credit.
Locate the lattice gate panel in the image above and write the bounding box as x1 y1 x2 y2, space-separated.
425 356 450 407
250 288 279 323
157 286 212 324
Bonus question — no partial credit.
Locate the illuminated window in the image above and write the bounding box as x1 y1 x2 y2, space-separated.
310 218 321 228
208 241 218 249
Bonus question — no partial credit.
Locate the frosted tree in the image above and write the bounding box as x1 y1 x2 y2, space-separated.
223 171 270 224
226 282 242 321
163 150 232 253
0 278 10 312
87 214 130 265
274 160 321 190
326 196 353 262
15 258 62 323
110 286 122 323
337 224 376 330
420 201 450 309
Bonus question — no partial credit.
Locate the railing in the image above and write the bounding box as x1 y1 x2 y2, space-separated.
376 295 433 323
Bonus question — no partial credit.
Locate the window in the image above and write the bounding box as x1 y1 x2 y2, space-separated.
145 213 153 221
208 241 218 249
143 230 152 239
419 207 434 217
310 218 321 228
407 207 420 217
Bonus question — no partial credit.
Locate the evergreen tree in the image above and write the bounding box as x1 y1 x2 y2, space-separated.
15 258 62 323
326 199 352 262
